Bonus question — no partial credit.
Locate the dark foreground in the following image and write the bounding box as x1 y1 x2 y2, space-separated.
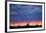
10 25 42 29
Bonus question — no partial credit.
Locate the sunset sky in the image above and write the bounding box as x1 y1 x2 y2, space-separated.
10 4 42 26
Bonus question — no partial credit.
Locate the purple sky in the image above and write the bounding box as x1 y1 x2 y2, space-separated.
10 4 42 22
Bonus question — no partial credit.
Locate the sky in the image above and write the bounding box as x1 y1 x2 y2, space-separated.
10 4 42 23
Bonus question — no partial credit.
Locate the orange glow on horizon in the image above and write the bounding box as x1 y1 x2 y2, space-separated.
10 21 42 26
